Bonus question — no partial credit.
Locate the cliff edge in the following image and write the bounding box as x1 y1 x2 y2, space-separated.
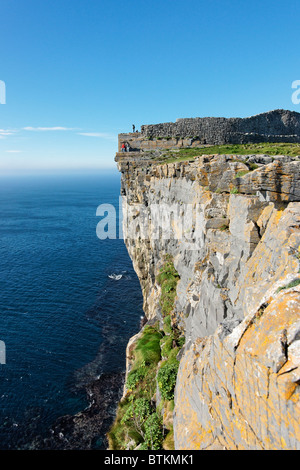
111 111 300 450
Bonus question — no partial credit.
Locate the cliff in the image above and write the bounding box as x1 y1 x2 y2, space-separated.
111 112 300 450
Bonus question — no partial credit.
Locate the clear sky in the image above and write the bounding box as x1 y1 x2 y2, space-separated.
1 0 300 173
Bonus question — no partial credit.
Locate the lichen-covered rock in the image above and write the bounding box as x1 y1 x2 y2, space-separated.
117 149 300 450
174 286 300 450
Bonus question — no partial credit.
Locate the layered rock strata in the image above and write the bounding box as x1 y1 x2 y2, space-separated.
116 150 300 450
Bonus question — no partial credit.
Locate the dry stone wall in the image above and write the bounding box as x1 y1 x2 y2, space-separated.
140 109 300 144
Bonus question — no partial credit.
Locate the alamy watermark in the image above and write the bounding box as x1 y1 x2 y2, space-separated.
292 80 300 105
96 196 206 251
0 80 6 104
0 340 6 364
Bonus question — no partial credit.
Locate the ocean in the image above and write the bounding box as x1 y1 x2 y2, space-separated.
0 171 144 449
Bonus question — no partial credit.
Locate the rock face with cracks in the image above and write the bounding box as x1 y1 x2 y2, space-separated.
116 146 300 450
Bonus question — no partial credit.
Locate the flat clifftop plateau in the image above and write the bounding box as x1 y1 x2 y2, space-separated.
112 136 300 450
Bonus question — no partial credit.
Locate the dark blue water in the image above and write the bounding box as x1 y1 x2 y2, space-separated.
0 171 143 449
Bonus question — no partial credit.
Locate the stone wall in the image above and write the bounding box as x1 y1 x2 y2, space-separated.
118 133 203 152
140 109 300 144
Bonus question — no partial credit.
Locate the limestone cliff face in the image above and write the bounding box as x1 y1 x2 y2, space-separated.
116 151 300 450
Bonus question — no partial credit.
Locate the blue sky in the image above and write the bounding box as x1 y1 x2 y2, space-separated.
1 0 300 172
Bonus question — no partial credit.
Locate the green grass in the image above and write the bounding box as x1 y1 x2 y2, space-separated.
157 255 180 317
157 359 179 401
276 278 300 293
155 142 300 164
160 335 173 358
235 170 250 178
107 316 181 451
133 325 162 368
108 256 184 451
107 323 162 450
163 314 172 334
230 187 239 194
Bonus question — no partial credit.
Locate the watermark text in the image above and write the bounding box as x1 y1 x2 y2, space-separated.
0 80 6 104
0 340 6 364
96 197 206 251
292 80 300 105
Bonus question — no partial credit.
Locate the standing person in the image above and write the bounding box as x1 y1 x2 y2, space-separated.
132 124 135 133
125 142 130 152
121 143 126 152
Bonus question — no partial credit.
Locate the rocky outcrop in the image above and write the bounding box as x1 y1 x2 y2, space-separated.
116 145 300 449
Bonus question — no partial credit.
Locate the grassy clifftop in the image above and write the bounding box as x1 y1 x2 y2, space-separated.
155 142 300 163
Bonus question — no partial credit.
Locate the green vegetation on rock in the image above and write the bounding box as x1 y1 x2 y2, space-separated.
107 255 184 451
235 169 250 178
107 323 162 450
157 254 180 317
156 142 300 164
157 360 179 401
230 187 239 194
276 278 300 293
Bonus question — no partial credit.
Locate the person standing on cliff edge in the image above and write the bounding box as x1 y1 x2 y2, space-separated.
132 124 135 132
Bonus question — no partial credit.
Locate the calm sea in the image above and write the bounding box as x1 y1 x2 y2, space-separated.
0 171 143 449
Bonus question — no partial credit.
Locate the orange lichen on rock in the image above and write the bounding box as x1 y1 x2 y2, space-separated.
174 286 300 449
